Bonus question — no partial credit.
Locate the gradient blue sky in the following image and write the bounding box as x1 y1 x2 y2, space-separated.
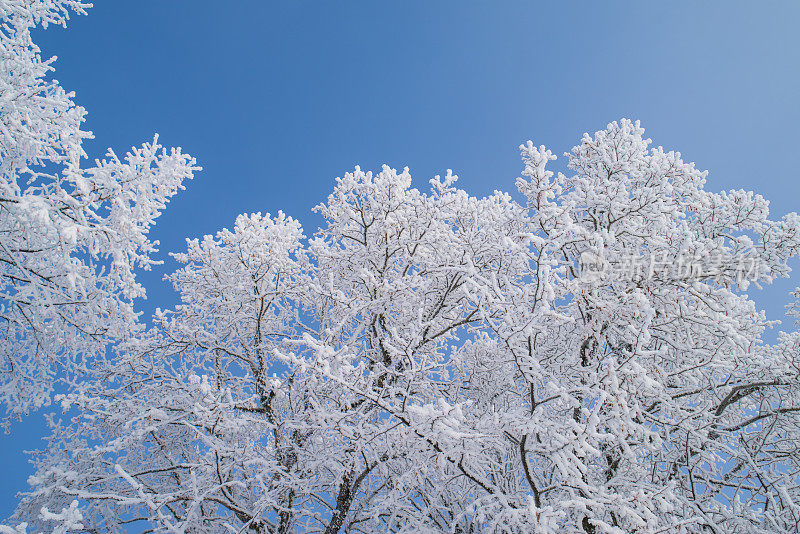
3 0 800 518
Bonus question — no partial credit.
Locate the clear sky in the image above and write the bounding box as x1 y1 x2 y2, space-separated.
3 0 800 518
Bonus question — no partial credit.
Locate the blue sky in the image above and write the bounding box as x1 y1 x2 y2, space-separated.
3 0 800 518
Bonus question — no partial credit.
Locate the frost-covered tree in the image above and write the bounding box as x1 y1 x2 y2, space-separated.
0 1 198 420
11 120 800 533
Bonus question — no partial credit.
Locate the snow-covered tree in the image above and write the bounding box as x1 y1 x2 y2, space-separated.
0 1 198 420
11 120 800 532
